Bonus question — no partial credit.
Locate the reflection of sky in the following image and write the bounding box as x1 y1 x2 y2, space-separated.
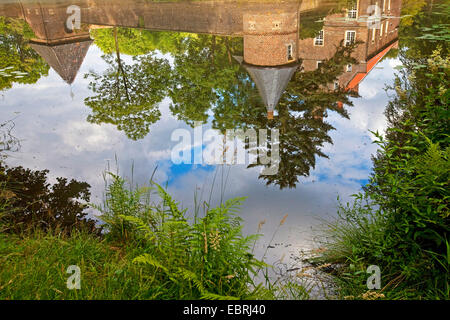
162 146 216 185
0 44 398 264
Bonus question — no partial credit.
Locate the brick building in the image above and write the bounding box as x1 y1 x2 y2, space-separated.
299 0 402 93
29 40 92 84
0 0 402 111
1 0 93 84
237 11 300 119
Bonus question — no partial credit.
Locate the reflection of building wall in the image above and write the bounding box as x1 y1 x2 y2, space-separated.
0 0 310 36
298 0 401 91
365 0 402 58
24 0 302 36
237 10 299 119
243 12 298 66
29 39 93 84
357 0 402 19
0 1 23 18
20 1 91 44
80 0 320 35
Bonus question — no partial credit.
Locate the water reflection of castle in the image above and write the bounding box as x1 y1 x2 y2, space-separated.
1 0 401 117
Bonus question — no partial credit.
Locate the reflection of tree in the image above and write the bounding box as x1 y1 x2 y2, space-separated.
92 27 186 56
160 34 358 188
0 17 49 92
0 119 21 158
88 30 242 132
0 163 100 235
216 43 358 188
168 35 242 126
376 2 449 155
399 0 448 65
400 0 427 27
85 29 172 140
87 29 359 188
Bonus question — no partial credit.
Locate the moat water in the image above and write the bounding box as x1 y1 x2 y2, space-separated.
0 0 445 298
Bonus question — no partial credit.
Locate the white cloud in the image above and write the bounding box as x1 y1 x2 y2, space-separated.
58 121 123 152
0 41 402 268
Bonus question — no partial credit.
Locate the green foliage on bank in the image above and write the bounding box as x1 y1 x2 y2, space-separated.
317 9 449 299
0 170 299 299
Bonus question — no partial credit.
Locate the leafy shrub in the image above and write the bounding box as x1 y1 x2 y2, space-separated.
93 173 269 299
368 133 448 297
322 136 449 299
319 45 449 299
0 162 100 235
92 172 153 242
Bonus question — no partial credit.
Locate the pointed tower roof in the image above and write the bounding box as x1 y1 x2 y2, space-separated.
30 39 93 84
234 56 297 118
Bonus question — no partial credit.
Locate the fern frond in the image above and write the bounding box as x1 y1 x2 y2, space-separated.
200 292 239 300
133 254 168 272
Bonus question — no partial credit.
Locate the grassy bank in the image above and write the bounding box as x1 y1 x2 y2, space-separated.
315 41 449 300
0 170 308 300
0 231 155 299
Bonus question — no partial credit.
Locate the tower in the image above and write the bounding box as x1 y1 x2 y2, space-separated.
29 39 92 84
21 1 93 84
236 11 300 120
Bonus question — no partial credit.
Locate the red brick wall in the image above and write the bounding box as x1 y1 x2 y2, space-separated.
21 1 90 43
0 2 23 19
243 12 298 66
298 0 402 88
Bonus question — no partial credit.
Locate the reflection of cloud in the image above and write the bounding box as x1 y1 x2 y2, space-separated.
313 58 396 190
388 58 403 69
58 121 123 152
0 44 399 268
146 149 172 161
359 84 378 99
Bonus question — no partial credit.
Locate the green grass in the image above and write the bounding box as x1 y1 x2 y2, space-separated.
0 231 155 299
313 138 449 300
90 172 273 299
312 34 449 301
313 196 418 300
0 171 305 300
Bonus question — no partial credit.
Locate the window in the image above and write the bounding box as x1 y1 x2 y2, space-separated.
316 61 323 69
345 31 356 46
388 0 391 12
347 4 358 19
380 22 384 37
383 0 386 12
347 64 353 72
334 82 339 90
314 30 324 46
272 21 281 30
386 21 389 35
287 44 294 61
372 28 376 42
